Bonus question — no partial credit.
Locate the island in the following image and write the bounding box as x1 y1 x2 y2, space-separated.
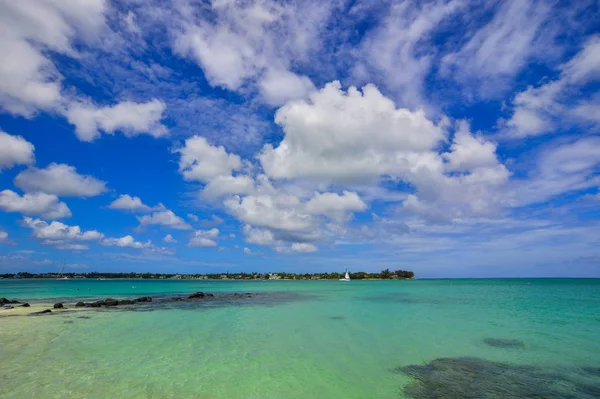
0 269 414 280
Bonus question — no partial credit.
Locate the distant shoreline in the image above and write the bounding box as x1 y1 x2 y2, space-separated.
0 269 415 281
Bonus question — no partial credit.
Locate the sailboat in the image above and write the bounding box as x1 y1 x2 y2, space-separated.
339 268 351 282
56 263 69 280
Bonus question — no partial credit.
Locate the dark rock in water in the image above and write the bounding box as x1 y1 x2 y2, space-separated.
396 357 594 399
53 303 64 309
172 297 186 301
77 316 91 319
1 298 20 304
582 367 600 377
134 296 152 302
86 301 103 308
31 309 52 315
3 305 14 310
75 302 85 307
207 293 214 297
329 316 345 320
118 299 135 305
21 303 30 307
103 298 119 307
483 338 525 349
188 292 206 299
578 383 600 397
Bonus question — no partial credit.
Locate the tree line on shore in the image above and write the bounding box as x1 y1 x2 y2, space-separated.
1 269 414 280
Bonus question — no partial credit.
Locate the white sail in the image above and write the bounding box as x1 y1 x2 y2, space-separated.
340 269 350 281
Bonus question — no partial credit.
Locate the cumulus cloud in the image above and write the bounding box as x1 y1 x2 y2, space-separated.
258 68 315 106
102 235 151 249
21 217 104 250
15 163 107 197
137 209 191 230
0 130 35 171
0 0 107 116
443 121 502 172
66 99 168 142
305 191 367 222
259 81 446 183
163 234 177 243
0 190 71 219
109 194 153 213
201 175 255 199
188 228 219 247
177 136 243 183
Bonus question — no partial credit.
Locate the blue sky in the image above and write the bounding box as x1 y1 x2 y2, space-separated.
1 0 599 277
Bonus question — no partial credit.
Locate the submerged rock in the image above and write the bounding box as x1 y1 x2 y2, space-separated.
582 367 600 377
483 338 525 349
30 309 52 315
188 292 206 299
0 298 20 304
134 296 152 303
75 302 85 307
396 357 598 399
118 299 135 305
103 298 119 307
53 303 64 309
21 303 30 307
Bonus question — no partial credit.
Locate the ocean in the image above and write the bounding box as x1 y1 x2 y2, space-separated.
1 278 599 398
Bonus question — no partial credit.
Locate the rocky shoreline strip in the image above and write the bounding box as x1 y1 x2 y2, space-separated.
1 292 268 317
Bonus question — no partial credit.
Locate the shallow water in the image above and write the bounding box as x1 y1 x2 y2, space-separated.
1 279 599 398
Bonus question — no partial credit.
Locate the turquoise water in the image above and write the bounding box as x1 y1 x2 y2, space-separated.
1 279 599 398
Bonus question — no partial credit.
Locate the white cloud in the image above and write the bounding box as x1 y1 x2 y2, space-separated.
171 0 328 104
66 99 168 142
258 68 315 106
274 242 318 253
177 136 242 183
0 190 71 219
259 81 446 183
109 194 152 213
21 217 104 250
202 175 255 199
187 214 199 222
304 191 367 222
188 228 219 248
102 235 151 249
243 247 253 255
509 136 600 206
354 0 464 108
441 0 551 97
163 234 177 243
243 225 276 246
0 230 12 245
443 121 502 172
0 130 35 171
290 243 317 253
505 35 600 137
15 163 107 197
0 0 107 116
137 209 192 230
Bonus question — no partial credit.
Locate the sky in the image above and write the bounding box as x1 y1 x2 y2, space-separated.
0 0 599 278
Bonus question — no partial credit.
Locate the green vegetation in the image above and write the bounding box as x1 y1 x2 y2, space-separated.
0 269 415 280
